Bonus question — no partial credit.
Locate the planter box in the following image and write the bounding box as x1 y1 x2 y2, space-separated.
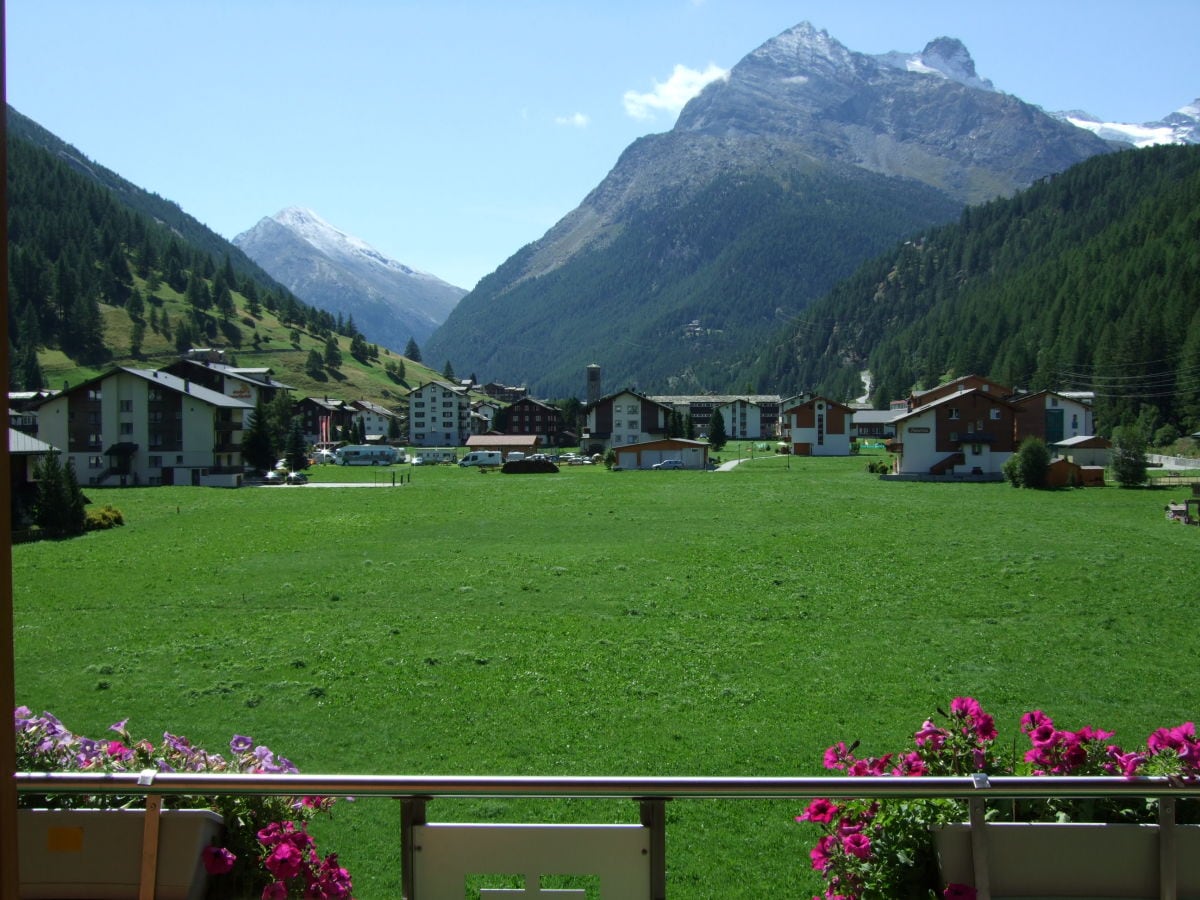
18 808 223 900
935 822 1200 899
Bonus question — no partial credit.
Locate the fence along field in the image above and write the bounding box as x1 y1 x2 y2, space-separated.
12 454 1198 896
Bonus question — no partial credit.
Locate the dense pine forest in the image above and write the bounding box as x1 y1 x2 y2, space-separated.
756 144 1200 434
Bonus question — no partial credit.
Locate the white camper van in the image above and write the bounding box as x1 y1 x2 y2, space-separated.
458 451 502 467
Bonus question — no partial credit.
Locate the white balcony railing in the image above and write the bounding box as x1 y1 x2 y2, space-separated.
15 772 1200 899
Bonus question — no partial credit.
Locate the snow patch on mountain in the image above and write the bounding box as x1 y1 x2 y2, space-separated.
272 207 444 283
1053 99 1200 148
875 37 995 92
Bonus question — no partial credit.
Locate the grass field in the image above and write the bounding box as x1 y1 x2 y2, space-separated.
13 453 1199 896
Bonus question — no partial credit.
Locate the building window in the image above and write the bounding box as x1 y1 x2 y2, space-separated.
88 456 103 468
1051 396 1059 407
972 444 983 456
948 408 960 420
87 389 102 400
120 422 133 435
149 456 162 467
119 400 133 412
990 409 1002 420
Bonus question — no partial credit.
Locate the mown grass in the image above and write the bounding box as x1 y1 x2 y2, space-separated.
13 454 1198 896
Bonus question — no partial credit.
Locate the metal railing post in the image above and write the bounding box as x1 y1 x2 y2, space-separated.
400 796 427 900
1160 796 1177 900
639 798 667 900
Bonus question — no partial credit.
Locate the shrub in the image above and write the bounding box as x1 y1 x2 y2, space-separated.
1111 426 1149 488
1003 437 1050 489
85 504 125 531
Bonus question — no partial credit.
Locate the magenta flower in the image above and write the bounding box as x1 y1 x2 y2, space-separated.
944 884 977 899
842 832 871 859
914 719 947 748
797 798 840 824
265 841 305 879
261 882 288 900
202 845 236 875
810 834 837 871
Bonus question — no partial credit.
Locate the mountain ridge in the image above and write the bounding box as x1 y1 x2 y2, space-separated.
424 21 1115 396
234 207 466 352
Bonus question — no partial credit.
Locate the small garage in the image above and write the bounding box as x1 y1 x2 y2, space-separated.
614 438 709 470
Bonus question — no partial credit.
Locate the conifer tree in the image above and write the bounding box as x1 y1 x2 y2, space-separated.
708 409 728 451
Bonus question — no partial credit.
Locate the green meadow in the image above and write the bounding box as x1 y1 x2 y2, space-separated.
13 454 1198 896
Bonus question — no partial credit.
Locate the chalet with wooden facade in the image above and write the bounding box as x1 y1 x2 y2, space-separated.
783 396 855 456
582 389 673 455
889 388 1018 477
496 397 567 447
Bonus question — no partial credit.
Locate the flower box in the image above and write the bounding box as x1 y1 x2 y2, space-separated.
934 821 1200 898
18 807 223 900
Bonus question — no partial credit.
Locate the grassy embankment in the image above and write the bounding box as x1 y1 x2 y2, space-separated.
14 453 1197 897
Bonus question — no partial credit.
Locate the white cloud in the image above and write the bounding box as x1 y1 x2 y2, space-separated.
622 62 729 120
555 112 590 128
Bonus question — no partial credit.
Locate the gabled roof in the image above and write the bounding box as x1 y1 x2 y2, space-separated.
9 428 57 455
892 387 1015 424
1010 389 1093 407
852 409 901 425
41 367 252 410
507 396 561 413
350 399 396 417
1052 434 1111 449
782 395 856 415
166 358 293 390
588 387 673 412
407 380 466 397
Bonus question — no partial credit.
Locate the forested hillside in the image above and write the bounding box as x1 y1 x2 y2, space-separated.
757 145 1200 433
431 159 960 397
6 116 438 405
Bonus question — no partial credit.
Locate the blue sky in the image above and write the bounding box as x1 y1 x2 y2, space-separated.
8 1 1199 291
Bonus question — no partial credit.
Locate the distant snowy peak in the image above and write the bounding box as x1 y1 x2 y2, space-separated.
271 206 443 284
875 37 995 92
1054 99 1200 148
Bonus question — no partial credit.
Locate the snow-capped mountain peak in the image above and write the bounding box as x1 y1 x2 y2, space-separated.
875 37 995 92
271 206 431 280
1053 98 1200 148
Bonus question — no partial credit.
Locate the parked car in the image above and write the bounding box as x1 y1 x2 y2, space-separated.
263 470 283 484
652 459 685 470
286 472 309 485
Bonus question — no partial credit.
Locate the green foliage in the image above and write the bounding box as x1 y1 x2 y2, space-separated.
84 504 125 531
708 408 728 450
772 145 1200 429
242 399 277 473
404 337 422 363
1003 437 1051 489
1111 425 1149 487
285 418 309 471
32 453 87 537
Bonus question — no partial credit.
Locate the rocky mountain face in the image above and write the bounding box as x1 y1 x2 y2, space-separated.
425 22 1116 397
234 207 465 350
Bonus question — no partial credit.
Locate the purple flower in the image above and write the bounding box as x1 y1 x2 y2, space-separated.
230 734 254 754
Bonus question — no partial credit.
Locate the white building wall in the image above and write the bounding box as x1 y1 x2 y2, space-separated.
896 417 940 474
